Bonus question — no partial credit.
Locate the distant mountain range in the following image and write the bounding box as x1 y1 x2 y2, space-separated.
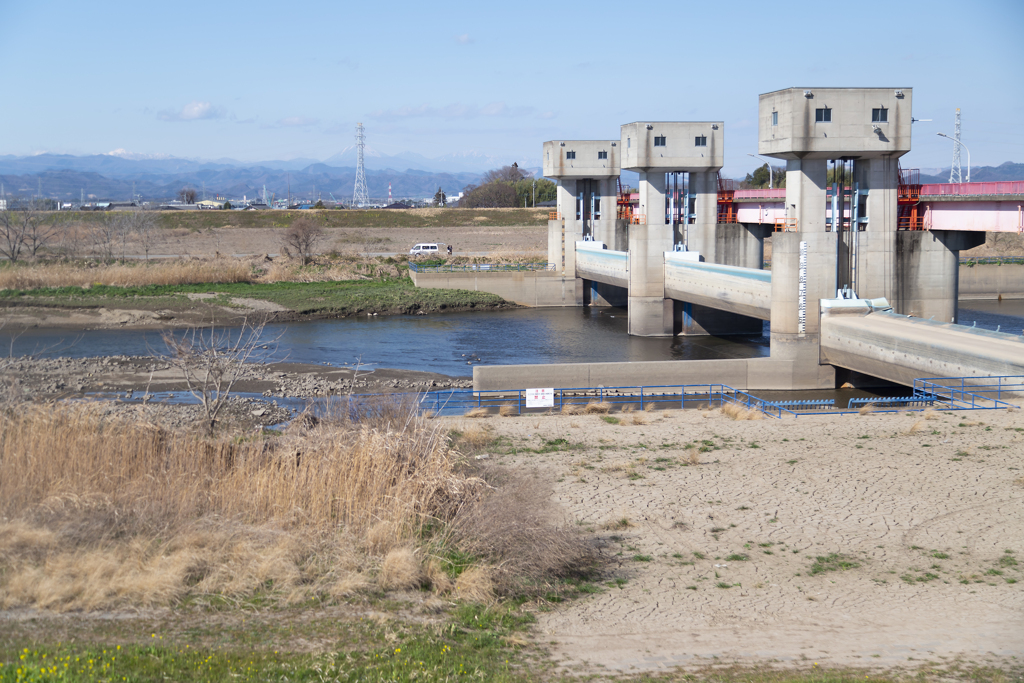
918 161 1024 184
0 150 545 202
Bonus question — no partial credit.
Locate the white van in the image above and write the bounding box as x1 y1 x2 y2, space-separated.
409 243 442 255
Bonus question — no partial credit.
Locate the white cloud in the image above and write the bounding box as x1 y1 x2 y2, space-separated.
157 101 225 121
455 33 473 44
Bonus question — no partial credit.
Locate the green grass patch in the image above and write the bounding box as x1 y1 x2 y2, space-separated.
0 277 511 318
809 553 861 575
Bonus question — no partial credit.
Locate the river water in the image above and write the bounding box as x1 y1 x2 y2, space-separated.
3 300 1022 377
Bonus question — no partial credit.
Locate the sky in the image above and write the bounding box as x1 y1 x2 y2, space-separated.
2 0 1023 177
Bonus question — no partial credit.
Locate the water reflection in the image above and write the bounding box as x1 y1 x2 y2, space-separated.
3 300 1019 377
3 307 767 376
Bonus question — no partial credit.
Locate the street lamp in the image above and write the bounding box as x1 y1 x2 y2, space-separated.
937 133 971 183
747 153 775 189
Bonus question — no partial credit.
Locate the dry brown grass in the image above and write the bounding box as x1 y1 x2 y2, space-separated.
908 420 927 434
0 260 253 290
621 404 636 413
560 404 582 415
583 401 611 414
922 408 939 420
448 468 592 595
464 407 490 418
498 402 518 417
454 424 493 452
378 548 425 590
0 401 592 610
454 566 495 603
858 403 877 415
720 403 763 421
687 447 701 465
425 558 454 594
0 403 472 610
630 413 648 426
601 517 634 530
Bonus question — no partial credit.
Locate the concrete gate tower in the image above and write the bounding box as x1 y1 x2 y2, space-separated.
619 121 724 336
759 87 981 387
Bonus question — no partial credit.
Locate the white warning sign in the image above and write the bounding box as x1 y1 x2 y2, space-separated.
525 388 555 408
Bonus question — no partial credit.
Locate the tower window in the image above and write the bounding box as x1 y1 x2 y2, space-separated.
772 111 778 126
694 135 707 147
872 107 888 123
654 136 666 147
565 151 575 160
598 150 608 159
815 107 832 122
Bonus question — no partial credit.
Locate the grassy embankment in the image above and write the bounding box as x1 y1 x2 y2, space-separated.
0 277 510 318
0 256 516 319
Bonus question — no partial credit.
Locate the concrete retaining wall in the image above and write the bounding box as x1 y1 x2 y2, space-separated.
474 357 834 392
959 263 1024 300
820 308 1024 388
409 270 582 307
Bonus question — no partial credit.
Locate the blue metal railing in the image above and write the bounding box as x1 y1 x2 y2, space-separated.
313 376 1021 424
770 398 836 410
912 375 1024 410
409 262 555 273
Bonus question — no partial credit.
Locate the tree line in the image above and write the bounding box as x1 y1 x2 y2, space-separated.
455 165 556 208
0 198 158 262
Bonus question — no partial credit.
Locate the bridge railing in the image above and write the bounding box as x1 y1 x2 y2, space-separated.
921 181 1024 196
734 189 787 200
408 262 554 273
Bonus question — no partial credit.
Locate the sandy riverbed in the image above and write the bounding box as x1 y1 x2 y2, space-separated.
442 406 1024 674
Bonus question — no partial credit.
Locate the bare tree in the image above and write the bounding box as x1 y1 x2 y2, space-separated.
483 165 525 183
0 198 57 261
178 187 197 204
19 204 59 259
50 211 84 259
282 217 325 264
161 319 277 434
0 208 26 262
130 209 159 260
90 213 120 260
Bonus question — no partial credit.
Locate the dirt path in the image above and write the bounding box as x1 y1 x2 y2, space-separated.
137 225 547 257
448 406 1024 674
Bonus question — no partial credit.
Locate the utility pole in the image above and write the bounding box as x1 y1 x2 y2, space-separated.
532 179 536 207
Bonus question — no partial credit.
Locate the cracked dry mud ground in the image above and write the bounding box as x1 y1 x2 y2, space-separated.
449 407 1024 674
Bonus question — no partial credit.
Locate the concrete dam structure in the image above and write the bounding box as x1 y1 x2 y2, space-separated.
411 87 1024 392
